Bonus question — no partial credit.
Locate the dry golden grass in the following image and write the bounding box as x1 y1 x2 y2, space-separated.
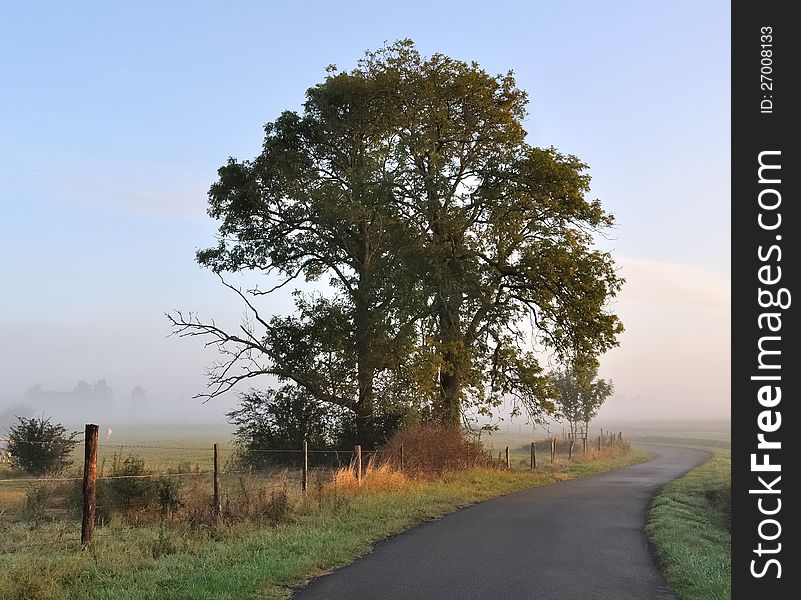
329 460 408 492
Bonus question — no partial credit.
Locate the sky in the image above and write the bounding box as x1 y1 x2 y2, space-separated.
0 1 730 427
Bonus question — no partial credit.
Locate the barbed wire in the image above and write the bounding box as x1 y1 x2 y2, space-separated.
97 444 234 451
0 461 369 485
0 437 84 444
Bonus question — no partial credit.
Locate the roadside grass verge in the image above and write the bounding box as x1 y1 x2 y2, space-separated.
646 448 731 600
0 448 648 600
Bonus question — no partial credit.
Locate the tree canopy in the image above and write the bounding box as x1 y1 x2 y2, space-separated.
6 415 79 475
169 40 623 446
550 356 614 438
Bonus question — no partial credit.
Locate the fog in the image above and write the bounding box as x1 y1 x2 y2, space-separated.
0 253 729 434
0 2 729 435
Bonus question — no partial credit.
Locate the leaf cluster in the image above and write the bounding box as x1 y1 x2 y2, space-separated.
6 416 79 475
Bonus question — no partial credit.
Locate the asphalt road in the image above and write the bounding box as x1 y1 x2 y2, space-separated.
293 444 710 600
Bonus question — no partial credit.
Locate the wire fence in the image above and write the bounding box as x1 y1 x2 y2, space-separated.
0 440 373 519
1 431 628 533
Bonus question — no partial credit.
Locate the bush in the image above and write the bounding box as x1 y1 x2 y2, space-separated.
156 477 183 518
6 416 79 475
227 386 412 469
381 425 491 476
227 387 337 468
98 454 155 511
96 454 187 524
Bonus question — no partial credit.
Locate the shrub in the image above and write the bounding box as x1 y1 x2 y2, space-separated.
97 453 158 520
6 416 79 475
156 477 183 519
381 424 491 476
227 387 337 469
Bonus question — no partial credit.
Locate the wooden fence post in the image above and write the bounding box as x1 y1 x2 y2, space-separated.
619 432 623 444
505 446 510 469
302 440 308 494
213 443 221 517
598 435 602 451
355 445 362 484
530 442 536 470
550 438 555 463
568 439 575 460
582 436 587 454
81 423 99 548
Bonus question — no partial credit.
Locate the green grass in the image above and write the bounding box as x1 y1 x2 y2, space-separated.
0 449 648 600
646 448 731 600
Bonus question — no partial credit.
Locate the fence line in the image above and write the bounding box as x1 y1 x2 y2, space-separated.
2 425 629 536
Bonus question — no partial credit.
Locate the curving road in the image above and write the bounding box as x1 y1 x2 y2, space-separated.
293 444 709 600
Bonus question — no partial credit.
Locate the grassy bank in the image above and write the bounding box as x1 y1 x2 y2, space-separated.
646 448 731 600
1 448 647 600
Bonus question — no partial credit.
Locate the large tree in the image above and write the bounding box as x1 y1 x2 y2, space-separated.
170 40 623 441
355 41 624 426
169 67 421 446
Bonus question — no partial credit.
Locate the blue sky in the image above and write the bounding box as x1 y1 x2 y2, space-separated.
0 1 730 425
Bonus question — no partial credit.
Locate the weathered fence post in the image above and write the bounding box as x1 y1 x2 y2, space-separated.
213 443 221 517
582 436 587 454
619 432 623 444
598 435 602 451
530 442 536 470
550 438 556 463
81 423 99 548
505 446 510 469
302 440 308 494
355 445 362 484
568 439 575 460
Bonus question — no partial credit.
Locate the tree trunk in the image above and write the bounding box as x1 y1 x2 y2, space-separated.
354 259 377 448
354 398 376 449
438 368 461 428
436 294 464 429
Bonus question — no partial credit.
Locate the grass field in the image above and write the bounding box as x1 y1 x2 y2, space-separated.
645 440 731 600
0 436 647 600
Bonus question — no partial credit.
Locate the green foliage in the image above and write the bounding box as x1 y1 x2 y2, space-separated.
227 386 341 467
97 453 185 521
550 356 613 437
171 39 624 441
6 416 79 475
99 453 153 508
227 385 410 467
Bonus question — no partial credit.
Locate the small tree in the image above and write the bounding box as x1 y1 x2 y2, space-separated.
6 416 79 475
551 357 613 440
